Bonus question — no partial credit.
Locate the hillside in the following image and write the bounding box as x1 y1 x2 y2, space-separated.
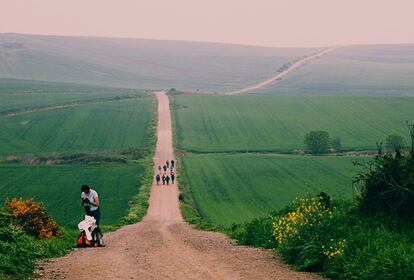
0 33 314 91
261 44 414 96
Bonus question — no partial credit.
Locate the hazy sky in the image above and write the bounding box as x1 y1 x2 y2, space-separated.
1 0 413 47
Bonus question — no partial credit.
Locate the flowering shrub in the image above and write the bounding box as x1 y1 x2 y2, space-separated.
271 196 347 271
5 198 61 239
273 197 333 245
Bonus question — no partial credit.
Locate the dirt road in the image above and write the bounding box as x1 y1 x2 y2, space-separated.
36 91 321 280
227 47 336 94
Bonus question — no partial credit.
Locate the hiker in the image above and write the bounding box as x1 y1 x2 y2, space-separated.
155 174 161 185
163 164 167 173
171 173 175 184
162 174 166 185
166 160 170 168
166 175 170 185
170 164 174 172
80 185 100 226
171 159 175 169
158 165 162 173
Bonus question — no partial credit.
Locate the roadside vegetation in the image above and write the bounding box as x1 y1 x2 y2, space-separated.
0 199 77 279
190 127 414 280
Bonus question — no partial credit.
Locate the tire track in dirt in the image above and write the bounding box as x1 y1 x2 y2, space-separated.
36 91 322 280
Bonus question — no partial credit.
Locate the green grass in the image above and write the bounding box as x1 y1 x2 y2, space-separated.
0 97 155 156
0 162 145 226
262 44 414 96
173 95 414 152
0 78 145 113
181 153 366 227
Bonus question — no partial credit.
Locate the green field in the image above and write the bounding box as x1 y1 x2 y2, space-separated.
0 163 144 226
0 81 156 228
0 97 155 156
173 95 414 152
182 153 366 227
261 44 414 96
0 78 146 114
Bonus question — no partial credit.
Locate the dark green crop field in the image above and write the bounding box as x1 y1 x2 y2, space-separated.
173 95 414 152
0 97 155 156
0 162 144 226
182 153 366 227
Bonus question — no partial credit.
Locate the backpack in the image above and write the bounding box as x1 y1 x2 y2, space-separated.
76 227 104 247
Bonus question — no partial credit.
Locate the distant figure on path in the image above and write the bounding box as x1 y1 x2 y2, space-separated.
155 174 160 186
166 160 170 169
163 164 167 173
158 165 162 173
171 173 175 184
162 174 166 185
80 185 100 225
166 175 170 185
171 159 175 169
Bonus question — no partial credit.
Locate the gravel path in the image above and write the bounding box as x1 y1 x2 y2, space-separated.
36 91 322 280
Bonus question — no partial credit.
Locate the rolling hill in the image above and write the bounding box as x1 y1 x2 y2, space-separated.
0 33 315 91
260 44 414 96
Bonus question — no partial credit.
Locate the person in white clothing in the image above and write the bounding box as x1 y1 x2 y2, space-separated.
80 184 100 225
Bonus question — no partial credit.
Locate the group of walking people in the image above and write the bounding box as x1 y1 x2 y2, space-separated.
155 159 175 186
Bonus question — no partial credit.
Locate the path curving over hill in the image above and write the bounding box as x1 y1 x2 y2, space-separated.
37 91 322 280
227 47 336 94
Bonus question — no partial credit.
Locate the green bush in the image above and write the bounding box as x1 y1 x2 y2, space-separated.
355 149 414 218
0 207 75 279
229 196 414 280
229 215 277 249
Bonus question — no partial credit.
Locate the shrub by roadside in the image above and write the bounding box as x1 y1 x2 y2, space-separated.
229 197 414 280
0 200 75 279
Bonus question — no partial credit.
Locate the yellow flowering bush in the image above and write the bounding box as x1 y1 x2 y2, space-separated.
5 197 61 239
272 197 333 245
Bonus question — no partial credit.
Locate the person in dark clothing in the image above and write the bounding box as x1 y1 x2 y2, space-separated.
162 174 166 185
166 160 170 169
166 175 170 185
163 164 167 173
171 160 175 169
155 174 161 185
171 173 175 184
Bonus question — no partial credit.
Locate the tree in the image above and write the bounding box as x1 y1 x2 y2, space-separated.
331 137 342 151
385 134 404 151
304 131 330 154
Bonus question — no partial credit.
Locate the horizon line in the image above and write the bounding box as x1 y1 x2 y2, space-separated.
2 31 414 49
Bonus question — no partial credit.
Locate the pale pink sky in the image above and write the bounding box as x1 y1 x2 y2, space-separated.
1 0 413 47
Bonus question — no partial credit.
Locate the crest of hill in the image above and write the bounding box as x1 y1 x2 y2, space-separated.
0 33 315 92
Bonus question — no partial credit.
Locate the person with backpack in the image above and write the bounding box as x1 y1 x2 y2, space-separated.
171 159 175 169
171 173 175 184
155 174 161 186
162 174 166 185
165 175 170 185
163 164 167 173
80 184 100 226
